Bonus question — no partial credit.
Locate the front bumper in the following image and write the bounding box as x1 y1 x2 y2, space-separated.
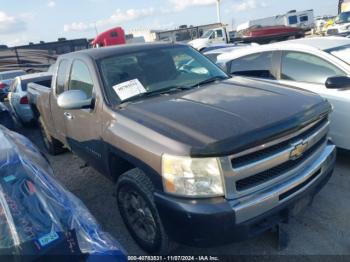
15 105 34 123
154 144 336 246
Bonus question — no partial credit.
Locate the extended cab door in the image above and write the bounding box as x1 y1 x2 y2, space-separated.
51 59 70 143
63 59 104 171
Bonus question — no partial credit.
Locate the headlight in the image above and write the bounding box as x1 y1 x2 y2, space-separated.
162 154 224 197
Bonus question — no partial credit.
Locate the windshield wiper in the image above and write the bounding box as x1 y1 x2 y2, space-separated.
191 76 229 87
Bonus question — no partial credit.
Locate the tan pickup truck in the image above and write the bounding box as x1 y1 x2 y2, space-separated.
28 43 336 254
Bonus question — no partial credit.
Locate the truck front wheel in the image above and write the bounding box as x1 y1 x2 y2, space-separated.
116 168 176 254
38 116 65 155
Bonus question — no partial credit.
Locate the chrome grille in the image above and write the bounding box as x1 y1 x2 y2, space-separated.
230 117 329 192
236 135 327 191
327 29 339 35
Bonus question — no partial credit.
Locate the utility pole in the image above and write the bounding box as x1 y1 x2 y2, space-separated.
216 0 221 23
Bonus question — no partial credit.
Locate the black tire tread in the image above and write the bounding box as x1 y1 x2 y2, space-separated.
117 168 177 254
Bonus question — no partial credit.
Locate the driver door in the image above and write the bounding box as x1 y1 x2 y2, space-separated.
63 59 104 171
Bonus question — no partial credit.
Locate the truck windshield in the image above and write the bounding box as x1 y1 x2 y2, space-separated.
98 45 228 104
326 44 350 65
201 30 213 38
335 11 350 24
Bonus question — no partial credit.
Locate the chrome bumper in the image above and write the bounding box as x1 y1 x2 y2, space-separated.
231 144 336 224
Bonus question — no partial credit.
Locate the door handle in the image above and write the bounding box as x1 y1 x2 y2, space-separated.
64 112 73 120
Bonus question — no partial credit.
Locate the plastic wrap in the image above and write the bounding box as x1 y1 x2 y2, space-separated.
0 126 126 261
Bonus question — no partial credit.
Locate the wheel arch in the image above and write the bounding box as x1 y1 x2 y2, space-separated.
107 149 163 190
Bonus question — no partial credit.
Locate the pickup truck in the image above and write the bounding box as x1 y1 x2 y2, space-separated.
188 27 230 52
28 43 336 254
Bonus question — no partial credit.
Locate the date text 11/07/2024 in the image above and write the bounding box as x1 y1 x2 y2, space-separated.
127 256 220 261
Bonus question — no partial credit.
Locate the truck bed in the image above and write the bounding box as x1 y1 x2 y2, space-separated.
27 82 50 106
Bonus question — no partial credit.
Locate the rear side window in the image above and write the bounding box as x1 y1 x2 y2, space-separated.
281 51 346 84
229 51 276 79
68 60 93 98
300 16 309 22
56 60 69 95
110 31 118 37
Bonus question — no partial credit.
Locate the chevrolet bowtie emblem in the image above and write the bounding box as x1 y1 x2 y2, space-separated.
290 141 308 160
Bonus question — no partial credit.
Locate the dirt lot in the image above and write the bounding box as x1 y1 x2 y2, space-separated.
18 125 350 256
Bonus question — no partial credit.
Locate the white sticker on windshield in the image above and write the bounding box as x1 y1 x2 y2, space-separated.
113 79 146 101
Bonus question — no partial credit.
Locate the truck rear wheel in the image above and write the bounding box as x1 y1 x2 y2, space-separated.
116 168 176 254
38 116 65 155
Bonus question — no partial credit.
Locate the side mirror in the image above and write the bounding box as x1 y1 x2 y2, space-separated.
325 76 350 89
57 90 92 110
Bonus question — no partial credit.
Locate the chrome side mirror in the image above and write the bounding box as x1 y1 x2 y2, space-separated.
57 90 92 110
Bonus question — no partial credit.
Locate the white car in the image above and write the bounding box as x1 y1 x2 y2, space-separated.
203 43 259 64
217 37 350 150
8 73 51 124
0 70 26 101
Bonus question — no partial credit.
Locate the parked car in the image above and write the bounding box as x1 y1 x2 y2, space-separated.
29 43 336 254
203 43 259 64
217 36 350 150
0 70 26 101
201 42 258 53
0 102 15 130
0 126 126 260
7 72 51 124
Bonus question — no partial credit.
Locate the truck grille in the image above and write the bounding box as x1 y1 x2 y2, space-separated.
327 29 339 35
235 135 326 191
230 117 329 192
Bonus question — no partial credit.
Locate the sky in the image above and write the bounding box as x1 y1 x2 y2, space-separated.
0 0 339 47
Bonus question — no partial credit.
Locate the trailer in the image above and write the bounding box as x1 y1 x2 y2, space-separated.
0 38 89 72
237 10 314 32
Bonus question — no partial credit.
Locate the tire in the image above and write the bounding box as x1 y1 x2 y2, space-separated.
38 116 65 155
116 168 176 254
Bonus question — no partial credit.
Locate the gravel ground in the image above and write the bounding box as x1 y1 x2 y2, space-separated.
17 125 350 256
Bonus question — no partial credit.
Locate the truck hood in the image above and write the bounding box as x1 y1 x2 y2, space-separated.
118 77 330 156
188 38 208 49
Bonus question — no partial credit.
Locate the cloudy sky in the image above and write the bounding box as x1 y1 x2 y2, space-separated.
0 0 338 47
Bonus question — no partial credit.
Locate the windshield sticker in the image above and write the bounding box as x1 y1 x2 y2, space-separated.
113 79 146 101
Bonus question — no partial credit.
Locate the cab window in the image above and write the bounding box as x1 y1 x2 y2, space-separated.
216 30 223 38
56 59 69 95
68 60 94 98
